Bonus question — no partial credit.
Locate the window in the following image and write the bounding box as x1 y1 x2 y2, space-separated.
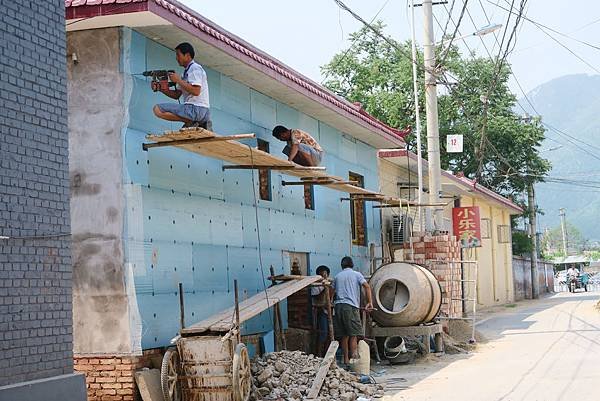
257 139 271 201
349 172 367 246
497 225 511 243
481 218 492 239
304 183 314 210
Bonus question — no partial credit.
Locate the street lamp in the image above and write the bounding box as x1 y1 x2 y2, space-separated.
439 24 503 48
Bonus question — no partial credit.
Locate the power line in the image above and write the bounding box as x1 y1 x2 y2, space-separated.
506 62 600 157
475 0 527 179
495 0 600 52
322 0 393 83
488 0 600 74
330 0 431 74
431 4 474 57
438 0 472 67
441 0 458 41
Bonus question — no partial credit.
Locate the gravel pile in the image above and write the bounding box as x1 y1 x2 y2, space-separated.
250 350 384 401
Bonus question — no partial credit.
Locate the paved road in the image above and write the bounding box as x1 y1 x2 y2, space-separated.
382 292 600 401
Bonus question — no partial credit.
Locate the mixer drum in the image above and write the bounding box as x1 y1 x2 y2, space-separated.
369 262 442 327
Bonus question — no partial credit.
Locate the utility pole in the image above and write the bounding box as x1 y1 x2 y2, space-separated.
410 0 424 230
559 208 568 256
422 0 443 232
528 183 539 299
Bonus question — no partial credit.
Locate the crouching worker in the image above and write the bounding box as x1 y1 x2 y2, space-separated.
152 42 211 129
272 125 324 166
332 256 373 366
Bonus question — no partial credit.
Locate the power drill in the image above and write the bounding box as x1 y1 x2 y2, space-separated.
142 70 177 92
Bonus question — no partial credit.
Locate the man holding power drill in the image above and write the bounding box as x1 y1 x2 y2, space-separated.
152 42 211 129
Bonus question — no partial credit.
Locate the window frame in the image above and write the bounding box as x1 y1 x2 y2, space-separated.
349 172 367 246
497 224 511 243
257 139 272 201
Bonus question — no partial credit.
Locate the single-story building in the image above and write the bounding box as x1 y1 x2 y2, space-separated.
65 0 406 399
377 149 524 310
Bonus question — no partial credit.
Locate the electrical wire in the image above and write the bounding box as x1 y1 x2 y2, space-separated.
433 2 474 58
461 2 600 166
322 0 393 83
467 1 600 191
488 0 600 74
475 0 527 180
247 143 273 325
331 0 430 74
0 233 71 240
492 0 600 53
438 0 472 67
441 0 458 41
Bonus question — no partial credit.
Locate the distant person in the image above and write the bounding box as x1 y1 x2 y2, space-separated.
311 265 331 357
272 125 323 166
332 256 373 366
152 42 211 129
567 265 580 280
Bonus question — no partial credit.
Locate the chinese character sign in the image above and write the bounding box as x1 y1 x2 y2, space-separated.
452 206 482 248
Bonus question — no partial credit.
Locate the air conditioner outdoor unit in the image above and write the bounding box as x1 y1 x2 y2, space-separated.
391 214 413 245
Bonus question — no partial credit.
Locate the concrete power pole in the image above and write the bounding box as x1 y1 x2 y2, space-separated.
559 208 568 256
528 183 539 299
422 0 443 231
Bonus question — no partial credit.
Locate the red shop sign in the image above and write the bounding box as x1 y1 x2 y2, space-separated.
452 206 482 248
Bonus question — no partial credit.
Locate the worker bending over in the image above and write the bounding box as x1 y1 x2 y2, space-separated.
152 42 211 129
332 256 373 366
272 125 323 166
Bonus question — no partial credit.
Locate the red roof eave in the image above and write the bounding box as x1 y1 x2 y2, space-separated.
378 149 523 213
65 0 407 146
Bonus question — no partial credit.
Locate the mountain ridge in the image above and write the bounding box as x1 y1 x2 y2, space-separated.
522 73 600 241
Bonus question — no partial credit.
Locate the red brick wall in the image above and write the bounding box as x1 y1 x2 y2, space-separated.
405 234 463 318
74 349 162 401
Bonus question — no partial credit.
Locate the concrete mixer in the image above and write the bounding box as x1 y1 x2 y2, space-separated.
369 261 442 327
367 262 444 357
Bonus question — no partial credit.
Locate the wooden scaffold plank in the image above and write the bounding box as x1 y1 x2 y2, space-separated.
181 276 322 335
144 128 387 196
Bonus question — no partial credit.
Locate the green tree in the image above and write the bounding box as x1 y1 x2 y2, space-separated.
321 22 419 130
321 23 550 199
541 222 585 258
512 230 533 257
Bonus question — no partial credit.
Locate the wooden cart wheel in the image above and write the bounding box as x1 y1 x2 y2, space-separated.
232 343 251 401
161 348 181 401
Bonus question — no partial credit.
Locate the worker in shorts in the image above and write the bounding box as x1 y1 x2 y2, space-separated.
152 42 211 129
272 125 324 166
332 256 373 366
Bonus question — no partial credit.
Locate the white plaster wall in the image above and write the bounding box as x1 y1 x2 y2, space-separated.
67 28 136 355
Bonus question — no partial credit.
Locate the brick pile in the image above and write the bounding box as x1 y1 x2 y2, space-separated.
74 349 162 401
404 234 463 318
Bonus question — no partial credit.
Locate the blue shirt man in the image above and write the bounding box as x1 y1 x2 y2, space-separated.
332 256 373 365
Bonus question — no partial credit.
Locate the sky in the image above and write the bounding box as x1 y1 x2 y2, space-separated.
179 0 600 95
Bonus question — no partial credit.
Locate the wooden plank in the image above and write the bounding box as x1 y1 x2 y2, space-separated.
145 128 382 196
306 341 339 399
182 276 322 335
222 165 325 171
142 133 255 151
